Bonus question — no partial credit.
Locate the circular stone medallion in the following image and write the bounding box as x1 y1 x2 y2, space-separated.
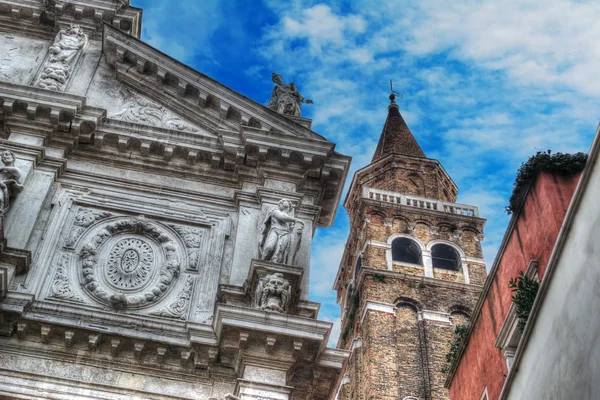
78 216 184 309
106 238 154 290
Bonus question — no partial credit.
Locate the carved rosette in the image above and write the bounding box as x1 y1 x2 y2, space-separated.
78 216 184 309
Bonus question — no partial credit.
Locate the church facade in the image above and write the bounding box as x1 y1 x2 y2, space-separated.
0 1 351 399
333 95 488 400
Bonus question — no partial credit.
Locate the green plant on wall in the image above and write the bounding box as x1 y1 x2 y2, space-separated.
441 323 469 374
508 271 540 331
370 273 386 283
506 150 587 214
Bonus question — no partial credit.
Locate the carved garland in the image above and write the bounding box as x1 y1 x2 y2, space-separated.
79 216 181 309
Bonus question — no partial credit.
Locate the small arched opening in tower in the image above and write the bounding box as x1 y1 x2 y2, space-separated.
431 244 461 271
391 238 423 265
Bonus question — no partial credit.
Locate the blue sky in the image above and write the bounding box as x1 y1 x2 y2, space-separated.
132 0 600 345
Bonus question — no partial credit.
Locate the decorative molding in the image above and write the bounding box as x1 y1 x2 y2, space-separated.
360 300 396 325
79 215 182 309
418 310 452 324
149 275 195 319
64 208 112 249
111 89 200 132
170 224 207 271
48 253 83 303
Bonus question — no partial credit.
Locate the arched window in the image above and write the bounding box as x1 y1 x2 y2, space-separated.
392 238 422 264
431 244 461 270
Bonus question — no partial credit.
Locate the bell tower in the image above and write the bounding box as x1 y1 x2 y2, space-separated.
334 95 487 400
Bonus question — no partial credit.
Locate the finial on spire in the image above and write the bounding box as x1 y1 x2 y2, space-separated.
388 79 401 109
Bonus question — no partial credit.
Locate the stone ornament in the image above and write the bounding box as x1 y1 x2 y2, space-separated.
36 25 88 91
64 208 112 248
78 215 183 310
0 149 24 214
267 72 313 117
49 253 83 302
150 275 194 319
258 199 304 265
112 89 199 132
256 272 290 313
170 225 205 271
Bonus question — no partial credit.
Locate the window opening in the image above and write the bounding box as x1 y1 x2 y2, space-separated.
392 238 422 264
431 244 461 270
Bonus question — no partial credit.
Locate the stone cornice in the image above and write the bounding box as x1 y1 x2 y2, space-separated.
357 267 482 293
213 304 333 342
0 0 141 40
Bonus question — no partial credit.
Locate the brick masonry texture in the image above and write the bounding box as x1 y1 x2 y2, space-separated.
336 125 487 400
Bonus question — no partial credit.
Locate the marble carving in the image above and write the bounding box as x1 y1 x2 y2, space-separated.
79 216 181 309
258 199 304 265
36 25 88 91
64 208 112 248
257 272 290 313
0 149 23 214
150 275 194 319
49 253 83 302
112 89 200 132
267 72 313 117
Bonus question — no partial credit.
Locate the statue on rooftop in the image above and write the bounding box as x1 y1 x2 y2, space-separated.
267 72 313 117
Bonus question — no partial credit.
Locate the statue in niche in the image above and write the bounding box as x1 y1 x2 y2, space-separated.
257 272 291 313
36 25 87 91
258 199 304 265
0 150 24 214
267 72 313 117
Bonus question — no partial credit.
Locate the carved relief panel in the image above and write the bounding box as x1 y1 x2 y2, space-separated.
77 215 186 309
41 202 223 323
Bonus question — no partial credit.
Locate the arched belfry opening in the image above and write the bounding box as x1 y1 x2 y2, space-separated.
431 243 461 271
392 237 422 265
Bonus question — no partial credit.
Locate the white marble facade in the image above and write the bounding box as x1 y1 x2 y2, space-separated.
0 1 350 399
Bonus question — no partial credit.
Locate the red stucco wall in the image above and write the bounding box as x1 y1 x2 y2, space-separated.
449 171 581 400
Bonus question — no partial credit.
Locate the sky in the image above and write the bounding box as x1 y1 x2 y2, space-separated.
132 0 600 346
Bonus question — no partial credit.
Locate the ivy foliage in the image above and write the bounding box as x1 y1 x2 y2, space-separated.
370 273 386 283
508 271 540 332
340 291 360 343
441 323 469 374
506 150 587 214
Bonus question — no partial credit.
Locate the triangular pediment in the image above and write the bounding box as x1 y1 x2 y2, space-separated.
100 23 327 143
86 62 210 135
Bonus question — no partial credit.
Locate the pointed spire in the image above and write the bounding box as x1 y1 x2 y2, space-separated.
371 94 425 162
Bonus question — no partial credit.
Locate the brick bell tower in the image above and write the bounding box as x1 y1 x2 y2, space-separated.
333 94 487 400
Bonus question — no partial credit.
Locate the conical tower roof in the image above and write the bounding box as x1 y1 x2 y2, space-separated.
371 94 425 162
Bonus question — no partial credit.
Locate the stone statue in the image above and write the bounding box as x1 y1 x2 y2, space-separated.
257 272 290 313
36 25 88 91
0 150 24 214
258 199 304 264
267 72 313 117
